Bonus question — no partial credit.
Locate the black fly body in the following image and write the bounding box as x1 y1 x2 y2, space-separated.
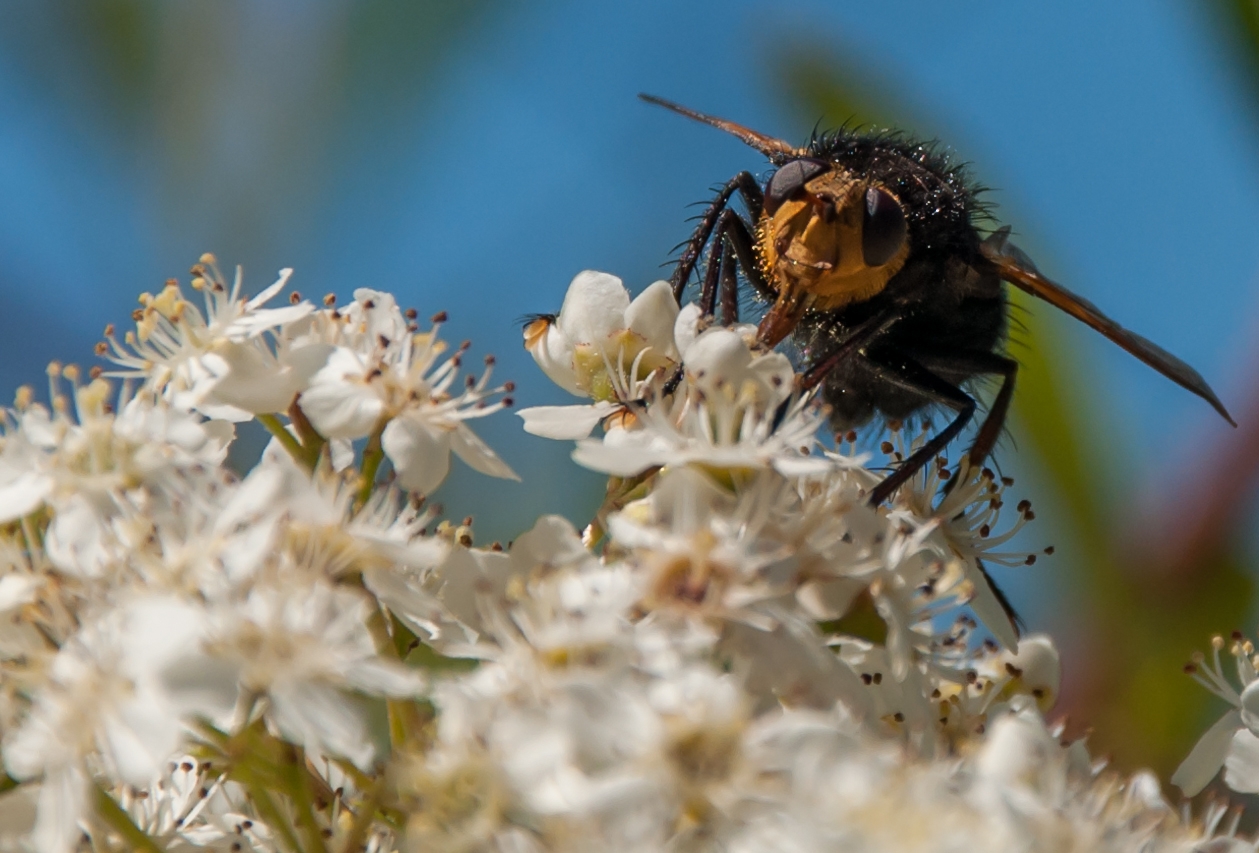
641 94 1234 509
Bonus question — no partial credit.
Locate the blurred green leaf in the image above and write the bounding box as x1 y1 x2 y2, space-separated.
0 2 160 129
773 49 925 136
75 0 158 117
341 0 499 106
1201 0 1259 133
1005 293 1112 554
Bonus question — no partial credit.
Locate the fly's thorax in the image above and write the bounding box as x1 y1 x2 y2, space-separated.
757 169 910 313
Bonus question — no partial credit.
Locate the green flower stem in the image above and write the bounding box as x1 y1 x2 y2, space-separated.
361 586 398 658
258 414 307 467
241 771 307 853
19 513 40 555
277 742 329 853
287 399 326 470
206 718 317 853
363 601 428 749
335 778 384 853
326 757 374 794
356 424 387 507
586 468 660 549
190 718 230 749
92 782 166 853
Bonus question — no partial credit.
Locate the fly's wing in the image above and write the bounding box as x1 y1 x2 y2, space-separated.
981 228 1235 426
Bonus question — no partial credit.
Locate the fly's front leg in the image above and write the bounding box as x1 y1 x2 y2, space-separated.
796 311 902 392
698 208 772 323
671 171 764 303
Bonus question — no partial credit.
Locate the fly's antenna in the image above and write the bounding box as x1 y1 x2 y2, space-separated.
638 94 801 164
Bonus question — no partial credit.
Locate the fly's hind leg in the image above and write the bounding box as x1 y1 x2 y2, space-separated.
915 351 1018 471
859 354 979 507
911 351 1023 638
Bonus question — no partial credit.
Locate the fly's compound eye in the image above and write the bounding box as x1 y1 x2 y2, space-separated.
764 158 830 214
862 186 907 267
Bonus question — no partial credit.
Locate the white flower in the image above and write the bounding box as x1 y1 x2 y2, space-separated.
98 755 282 852
0 379 229 579
3 597 218 853
424 515 599 647
203 583 424 769
1173 632 1259 796
608 468 795 620
518 274 681 443
889 446 1038 651
103 257 321 420
523 271 679 401
571 325 831 478
299 290 517 494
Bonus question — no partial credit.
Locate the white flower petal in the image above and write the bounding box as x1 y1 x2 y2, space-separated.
1225 728 1259 793
44 496 111 578
227 304 315 341
749 351 796 405
511 515 590 571
329 438 355 472
345 659 425 697
771 456 834 477
436 547 518 633
518 403 616 440
1173 708 1242 795
1000 634 1060 709
159 656 242 727
244 267 293 309
450 424 519 481
101 699 181 787
351 288 409 347
683 328 751 381
120 597 209 676
529 322 582 397
201 344 296 416
0 470 52 523
571 431 665 477
623 280 680 358
362 567 448 641
32 764 87 853
673 303 703 356
270 682 375 770
299 348 384 439
0 574 38 611
381 417 452 495
1240 680 1259 734
557 271 631 344
975 711 1056 791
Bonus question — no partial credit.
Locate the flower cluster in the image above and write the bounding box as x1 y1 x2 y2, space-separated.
0 259 1245 852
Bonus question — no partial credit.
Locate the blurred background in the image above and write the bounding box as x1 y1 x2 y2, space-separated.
1 0 1258 790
